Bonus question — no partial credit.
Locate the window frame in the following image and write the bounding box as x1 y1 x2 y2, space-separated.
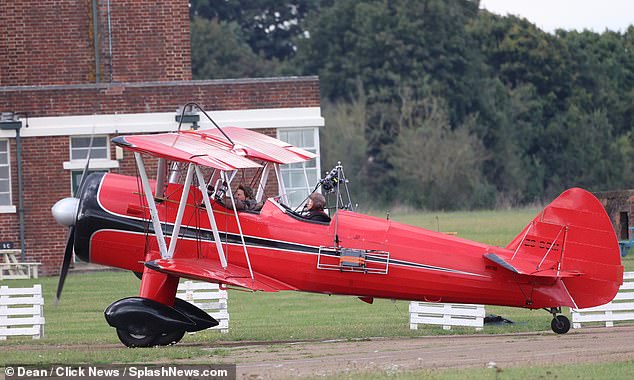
63 135 119 196
0 139 15 213
277 127 321 208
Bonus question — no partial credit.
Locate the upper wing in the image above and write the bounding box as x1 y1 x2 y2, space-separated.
145 258 297 292
113 126 317 169
112 132 261 171
195 127 317 164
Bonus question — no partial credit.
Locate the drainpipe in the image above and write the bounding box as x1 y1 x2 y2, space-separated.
16 126 25 261
92 0 100 83
107 0 113 82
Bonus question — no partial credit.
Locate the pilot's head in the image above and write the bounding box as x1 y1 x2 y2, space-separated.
236 185 254 201
307 193 326 211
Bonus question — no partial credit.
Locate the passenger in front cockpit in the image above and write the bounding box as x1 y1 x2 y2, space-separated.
302 193 331 223
230 185 262 212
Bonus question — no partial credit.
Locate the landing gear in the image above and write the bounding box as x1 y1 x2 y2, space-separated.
116 328 185 348
551 315 571 334
545 307 571 334
155 330 186 346
116 328 157 348
107 268 217 348
105 296 218 348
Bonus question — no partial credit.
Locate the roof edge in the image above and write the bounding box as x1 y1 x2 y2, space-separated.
0 76 320 93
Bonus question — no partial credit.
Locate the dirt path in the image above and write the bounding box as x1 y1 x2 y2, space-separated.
3 326 633 378
211 326 634 379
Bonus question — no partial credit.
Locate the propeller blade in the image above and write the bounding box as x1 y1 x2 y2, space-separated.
55 226 75 305
76 135 94 197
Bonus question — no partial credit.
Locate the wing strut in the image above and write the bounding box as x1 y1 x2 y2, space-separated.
223 171 254 281
255 163 271 203
194 166 227 269
273 164 288 205
155 158 167 198
134 152 169 258
166 163 195 259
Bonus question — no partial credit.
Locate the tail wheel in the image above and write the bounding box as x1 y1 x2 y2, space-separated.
154 330 185 346
116 329 158 348
551 315 571 334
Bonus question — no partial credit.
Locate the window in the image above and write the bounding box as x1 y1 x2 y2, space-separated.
278 128 321 208
0 140 11 206
65 136 115 196
71 170 105 196
70 136 108 160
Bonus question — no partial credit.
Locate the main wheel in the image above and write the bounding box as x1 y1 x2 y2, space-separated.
116 328 158 348
551 315 571 334
154 330 185 346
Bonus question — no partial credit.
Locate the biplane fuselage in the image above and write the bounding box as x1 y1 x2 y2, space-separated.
52 117 622 347
76 172 619 310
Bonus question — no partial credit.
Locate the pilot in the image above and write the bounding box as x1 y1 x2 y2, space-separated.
302 193 331 223
231 185 261 212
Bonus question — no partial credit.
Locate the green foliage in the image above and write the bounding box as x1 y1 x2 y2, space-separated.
389 96 491 209
190 17 280 79
189 0 634 209
320 95 370 204
189 0 321 60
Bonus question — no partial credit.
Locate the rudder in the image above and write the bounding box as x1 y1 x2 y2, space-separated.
498 188 623 308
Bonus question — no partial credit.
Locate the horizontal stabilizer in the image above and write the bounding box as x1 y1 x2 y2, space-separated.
483 252 582 278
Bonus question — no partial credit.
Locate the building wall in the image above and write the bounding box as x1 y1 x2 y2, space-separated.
595 190 634 241
97 0 192 83
0 78 320 117
0 0 191 86
0 1 94 85
0 78 320 274
0 0 323 275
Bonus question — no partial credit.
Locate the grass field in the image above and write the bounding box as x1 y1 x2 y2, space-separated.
1 208 632 378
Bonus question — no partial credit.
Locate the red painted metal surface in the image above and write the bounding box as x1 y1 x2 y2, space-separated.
112 127 317 169
113 132 260 170
84 173 623 310
195 127 317 164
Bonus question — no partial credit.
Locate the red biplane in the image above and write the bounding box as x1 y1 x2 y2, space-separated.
52 104 623 347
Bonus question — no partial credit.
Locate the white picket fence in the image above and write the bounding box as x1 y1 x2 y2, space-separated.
572 272 634 328
0 284 45 339
176 281 229 333
409 302 485 330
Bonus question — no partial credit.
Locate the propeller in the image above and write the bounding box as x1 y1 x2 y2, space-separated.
55 226 75 304
52 134 94 304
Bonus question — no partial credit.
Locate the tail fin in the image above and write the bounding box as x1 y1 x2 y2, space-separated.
485 188 623 308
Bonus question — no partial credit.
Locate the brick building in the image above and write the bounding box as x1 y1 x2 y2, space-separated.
0 1 324 274
595 190 634 242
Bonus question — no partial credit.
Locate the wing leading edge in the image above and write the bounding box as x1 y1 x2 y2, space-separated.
145 258 297 292
112 126 317 170
112 133 261 171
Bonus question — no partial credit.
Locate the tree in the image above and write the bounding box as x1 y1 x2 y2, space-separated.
319 94 370 205
389 96 490 209
187 0 634 207
189 0 321 60
541 107 624 197
190 17 279 79
296 0 485 203
469 11 573 118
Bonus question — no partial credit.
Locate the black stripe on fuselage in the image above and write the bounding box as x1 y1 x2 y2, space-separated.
82 174 483 277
